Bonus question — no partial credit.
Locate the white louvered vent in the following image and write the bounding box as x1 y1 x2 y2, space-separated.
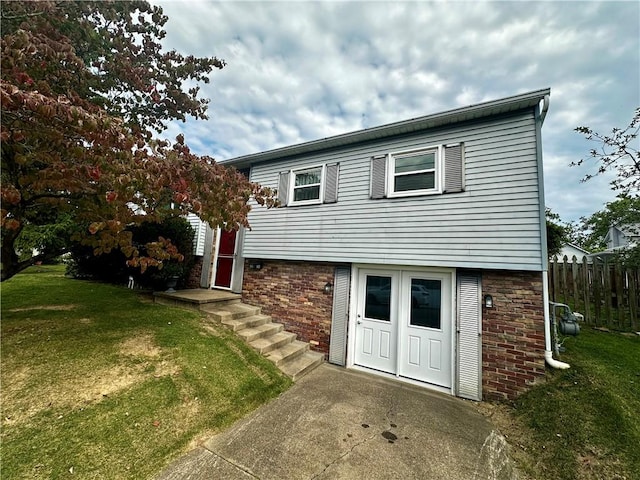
329 267 351 366
457 274 482 401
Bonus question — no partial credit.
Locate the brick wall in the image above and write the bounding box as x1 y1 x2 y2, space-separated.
241 260 336 356
481 270 546 401
185 257 203 289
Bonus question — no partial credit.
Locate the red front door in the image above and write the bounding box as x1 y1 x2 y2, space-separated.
214 229 237 289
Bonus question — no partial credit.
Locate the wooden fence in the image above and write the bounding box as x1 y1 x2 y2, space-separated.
549 256 639 331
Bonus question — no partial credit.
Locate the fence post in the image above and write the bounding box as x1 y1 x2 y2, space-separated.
552 257 559 302
572 256 580 313
629 269 638 331
593 260 602 326
582 256 591 323
614 262 624 329
562 255 569 304
603 258 612 327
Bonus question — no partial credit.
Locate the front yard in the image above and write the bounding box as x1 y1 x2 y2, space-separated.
1 266 291 479
3 266 638 480
483 327 640 480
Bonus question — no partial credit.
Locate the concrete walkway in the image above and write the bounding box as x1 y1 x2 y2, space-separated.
156 365 519 480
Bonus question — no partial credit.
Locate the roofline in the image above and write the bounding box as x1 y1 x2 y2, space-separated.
565 242 590 254
222 88 550 169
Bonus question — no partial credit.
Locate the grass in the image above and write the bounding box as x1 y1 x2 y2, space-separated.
491 327 640 480
1 265 292 479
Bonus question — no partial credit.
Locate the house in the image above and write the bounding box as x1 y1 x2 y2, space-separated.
550 243 590 263
604 224 639 250
200 89 553 402
586 224 640 263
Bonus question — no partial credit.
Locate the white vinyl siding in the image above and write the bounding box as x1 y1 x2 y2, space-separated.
241 111 544 271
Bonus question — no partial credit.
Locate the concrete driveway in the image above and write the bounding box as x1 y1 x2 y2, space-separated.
156 364 518 480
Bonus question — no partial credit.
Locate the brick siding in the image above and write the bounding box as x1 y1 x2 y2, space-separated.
481 270 546 401
241 260 545 400
185 256 203 289
241 260 336 356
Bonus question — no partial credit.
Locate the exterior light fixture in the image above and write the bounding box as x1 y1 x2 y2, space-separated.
323 282 333 294
249 261 263 270
484 294 494 308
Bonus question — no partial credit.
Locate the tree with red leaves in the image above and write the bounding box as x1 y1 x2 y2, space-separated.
1 1 276 281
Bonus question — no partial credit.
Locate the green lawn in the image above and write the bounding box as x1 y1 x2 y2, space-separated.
1 265 291 479
503 327 640 480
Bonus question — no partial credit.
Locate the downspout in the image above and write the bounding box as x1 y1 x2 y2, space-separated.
536 92 569 369
543 271 570 369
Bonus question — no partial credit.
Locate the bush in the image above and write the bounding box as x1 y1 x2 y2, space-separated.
67 217 196 289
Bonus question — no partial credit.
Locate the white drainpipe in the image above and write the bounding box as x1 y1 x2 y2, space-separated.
543 271 570 369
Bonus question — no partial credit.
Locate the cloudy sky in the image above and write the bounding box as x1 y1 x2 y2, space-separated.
155 0 639 224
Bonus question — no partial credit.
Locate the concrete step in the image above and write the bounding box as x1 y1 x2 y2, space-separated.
154 289 241 311
221 314 271 332
280 351 324 381
266 340 310 366
250 331 296 354
202 303 262 322
238 323 283 343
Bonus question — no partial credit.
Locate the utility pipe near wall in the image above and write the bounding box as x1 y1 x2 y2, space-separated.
542 271 571 369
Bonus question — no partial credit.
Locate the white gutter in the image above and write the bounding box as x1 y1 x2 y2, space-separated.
539 94 550 125
542 271 570 369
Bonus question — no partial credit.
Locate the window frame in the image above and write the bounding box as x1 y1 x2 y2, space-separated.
289 164 325 206
387 145 443 198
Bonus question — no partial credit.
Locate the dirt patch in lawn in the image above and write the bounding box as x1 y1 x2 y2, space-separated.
2 333 179 425
119 333 161 358
8 304 77 312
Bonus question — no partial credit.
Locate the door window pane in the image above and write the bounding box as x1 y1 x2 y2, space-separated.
218 229 237 255
409 279 441 329
365 275 391 321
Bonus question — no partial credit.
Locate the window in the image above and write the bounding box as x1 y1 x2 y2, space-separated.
278 163 339 207
388 146 441 197
370 144 463 200
292 166 323 204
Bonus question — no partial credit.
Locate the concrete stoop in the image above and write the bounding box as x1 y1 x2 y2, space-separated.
154 289 323 380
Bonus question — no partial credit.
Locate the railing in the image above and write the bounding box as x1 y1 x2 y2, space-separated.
549 256 639 331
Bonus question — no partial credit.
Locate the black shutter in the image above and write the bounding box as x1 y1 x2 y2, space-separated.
277 171 290 206
370 156 387 199
324 163 340 204
444 144 464 193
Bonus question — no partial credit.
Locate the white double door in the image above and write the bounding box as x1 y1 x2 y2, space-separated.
354 269 452 388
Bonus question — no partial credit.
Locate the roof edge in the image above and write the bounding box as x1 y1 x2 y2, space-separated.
223 88 550 168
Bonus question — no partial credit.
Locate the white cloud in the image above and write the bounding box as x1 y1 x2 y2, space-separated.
155 0 639 223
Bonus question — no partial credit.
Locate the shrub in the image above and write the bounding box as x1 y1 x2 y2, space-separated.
67 217 196 289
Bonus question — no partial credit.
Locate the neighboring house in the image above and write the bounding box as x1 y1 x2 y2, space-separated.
550 243 590 263
201 89 552 401
605 224 639 250
587 224 640 263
